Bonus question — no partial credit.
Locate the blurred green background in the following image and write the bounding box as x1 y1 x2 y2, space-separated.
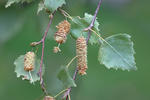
0 0 150 100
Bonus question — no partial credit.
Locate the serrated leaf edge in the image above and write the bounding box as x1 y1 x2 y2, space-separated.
98 33 137 71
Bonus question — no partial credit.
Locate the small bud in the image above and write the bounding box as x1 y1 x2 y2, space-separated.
30 42 38 47
43 96 55 100
45 8 51 14
53 46 61 53
24 52 35 71
49 14 53 19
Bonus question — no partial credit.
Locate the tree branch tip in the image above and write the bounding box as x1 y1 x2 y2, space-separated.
49 14 53 19
30 42 38 47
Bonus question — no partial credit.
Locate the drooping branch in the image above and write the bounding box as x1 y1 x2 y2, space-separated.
39 12 55 94
39 12 55 82
30 12 55 95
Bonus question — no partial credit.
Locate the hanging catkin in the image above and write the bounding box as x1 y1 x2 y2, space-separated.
24 51 35 71
76 36 87 75
54 20 70 44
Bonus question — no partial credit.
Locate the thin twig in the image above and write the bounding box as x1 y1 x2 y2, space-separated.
85 0 102 44
36 11 55 95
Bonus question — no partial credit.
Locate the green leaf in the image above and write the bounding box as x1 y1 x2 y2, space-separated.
70 13 100 45
5 0 20 8
98 34 137 71
37 1 45 14
44 0 66 12
5 0 34 8
57 66 76 88
14 55 45 84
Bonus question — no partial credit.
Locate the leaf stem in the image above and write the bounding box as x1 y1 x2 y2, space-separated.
66 55 79 68
29 71 34 85
54 89 68 98
68 94 71 100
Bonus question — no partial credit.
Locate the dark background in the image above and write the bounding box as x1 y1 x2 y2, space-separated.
0 0 150 100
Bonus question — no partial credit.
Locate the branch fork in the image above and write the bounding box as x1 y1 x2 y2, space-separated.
30 12 55 95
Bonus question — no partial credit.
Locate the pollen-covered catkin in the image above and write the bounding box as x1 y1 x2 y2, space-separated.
24 51 35 71
56 20 71 34
54 31 67 43
54 20 70 44
76 36 87 75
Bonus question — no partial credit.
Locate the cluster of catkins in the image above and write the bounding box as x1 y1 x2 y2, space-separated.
53 20 88 75
24 21 87 81
53 20 71 53
22 19 88 100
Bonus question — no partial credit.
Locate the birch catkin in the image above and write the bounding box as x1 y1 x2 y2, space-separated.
56 20 70 34
24 51 35 71
54 20 70 44
76 36 88 75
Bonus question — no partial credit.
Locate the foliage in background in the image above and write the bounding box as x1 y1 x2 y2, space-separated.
1 0 150 100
